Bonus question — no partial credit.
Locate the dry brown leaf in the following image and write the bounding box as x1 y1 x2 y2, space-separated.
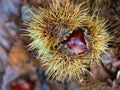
8 43 34 69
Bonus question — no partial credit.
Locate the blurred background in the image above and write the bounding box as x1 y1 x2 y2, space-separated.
0 0 120 90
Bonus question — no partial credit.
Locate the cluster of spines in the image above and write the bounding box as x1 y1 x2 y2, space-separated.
25 0 111 81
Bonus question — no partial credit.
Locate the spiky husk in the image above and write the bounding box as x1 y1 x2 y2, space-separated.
109 23 120 49
25 0 111 81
